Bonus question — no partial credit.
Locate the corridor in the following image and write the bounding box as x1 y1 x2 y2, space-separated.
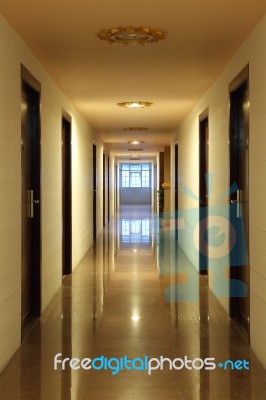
0 206 265 400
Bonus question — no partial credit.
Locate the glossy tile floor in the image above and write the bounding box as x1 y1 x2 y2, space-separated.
0 205 266 399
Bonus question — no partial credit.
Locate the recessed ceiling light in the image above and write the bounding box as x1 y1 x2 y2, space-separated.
128 140 145 145
127 102 143 108
124 127 149 131
96 26 167 45
117 101 153 108
127 148 143 151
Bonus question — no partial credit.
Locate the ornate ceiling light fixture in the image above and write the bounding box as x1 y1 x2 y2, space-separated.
96 26 167 45
117 101 153 108
124 127 148 131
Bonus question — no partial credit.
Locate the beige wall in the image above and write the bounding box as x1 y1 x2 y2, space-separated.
171 14 266 368
0 16 105 373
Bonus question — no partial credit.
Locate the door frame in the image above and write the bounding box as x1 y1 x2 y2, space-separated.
21 65 42 334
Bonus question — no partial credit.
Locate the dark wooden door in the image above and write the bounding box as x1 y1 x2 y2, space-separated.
154 162 157 212
103 153 105 227
21 79 41 334
115 164 118 211
174 144 179 241
199 117 209 275
62 117 72 275
229 78 249 331
175 144 179 212
93 144 97 241
108 156 110 223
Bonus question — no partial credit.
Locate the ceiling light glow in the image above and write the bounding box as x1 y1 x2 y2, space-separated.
128 140 145 145
117 101 153 108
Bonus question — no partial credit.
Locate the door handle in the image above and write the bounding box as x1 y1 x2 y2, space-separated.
230 190 241 218
28 190 39 218
28 190 33 218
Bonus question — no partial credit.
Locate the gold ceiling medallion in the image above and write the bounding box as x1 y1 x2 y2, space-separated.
96 26 167 45
124 127 148 131
117 101 153 108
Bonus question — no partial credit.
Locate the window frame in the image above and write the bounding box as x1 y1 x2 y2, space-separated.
120 163 151 188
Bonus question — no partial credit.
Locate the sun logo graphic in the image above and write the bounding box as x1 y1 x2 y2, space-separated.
156 173 248 302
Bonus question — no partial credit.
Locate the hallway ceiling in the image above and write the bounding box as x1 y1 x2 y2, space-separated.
1 0 266 153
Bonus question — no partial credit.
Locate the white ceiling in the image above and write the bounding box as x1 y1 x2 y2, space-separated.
1 0 266 155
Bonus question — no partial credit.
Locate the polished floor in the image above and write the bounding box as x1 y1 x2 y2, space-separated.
0 206 266 399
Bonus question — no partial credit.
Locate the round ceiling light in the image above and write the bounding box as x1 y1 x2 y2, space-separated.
117 101 153 108
126 102 144 108
96 26 167 45
128 140 145 145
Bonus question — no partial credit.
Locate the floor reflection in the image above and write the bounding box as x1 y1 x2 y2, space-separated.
157 216 265 400
117 205 153 248
120 218 151 245
0 206 266 399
